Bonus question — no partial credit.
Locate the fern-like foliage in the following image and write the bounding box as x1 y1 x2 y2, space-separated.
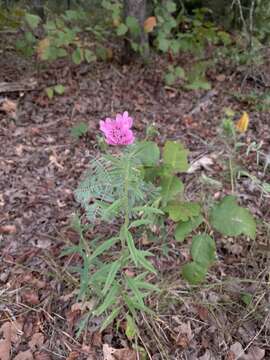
75 144 160 223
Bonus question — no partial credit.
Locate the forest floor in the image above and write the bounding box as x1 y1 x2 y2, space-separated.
1 43 270 360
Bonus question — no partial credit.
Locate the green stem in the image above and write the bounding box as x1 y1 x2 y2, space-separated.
229 156 235 194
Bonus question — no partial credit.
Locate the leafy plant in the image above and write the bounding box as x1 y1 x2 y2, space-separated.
67 111 256 334
71 122 88 139
45 84 65 99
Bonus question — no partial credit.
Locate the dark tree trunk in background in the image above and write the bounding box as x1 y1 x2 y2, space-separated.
33 0 45 20
123 0 148 63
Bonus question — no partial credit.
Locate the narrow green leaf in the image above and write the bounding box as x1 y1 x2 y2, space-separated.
126 277 144 307
136 251 157 274
100 307 121 332
88 237 119 263
129 219 152 228
93 284 119 316
72 47 83 65
126 230 139 266
102 259 122 295
125 315 137 340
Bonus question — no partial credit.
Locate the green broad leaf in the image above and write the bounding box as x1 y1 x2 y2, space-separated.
210 196 256 239
175 215 204 242
72 47 83 65
25 13 41 29
165 201 201 222
100 306 121 332
185 80 211 90
84 49 96 63
174 66 185 78
158 37 170 52
88 237 119 263
160 175 184 204
126 230 139 266
93 284 119 316
126 277 144 307
136 250 157 274
191 233 216 268
54 84 65 95
117 23 128 36
182 261 207 285
163 141 189 173
70 122 88 139
166 1 177 13
125 315 137 340
102 259 122 295
45 87 54 99
126 16 141 36
136 141 160 167
165 72 175 85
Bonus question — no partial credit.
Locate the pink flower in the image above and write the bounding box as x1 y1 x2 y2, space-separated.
99 111 135 146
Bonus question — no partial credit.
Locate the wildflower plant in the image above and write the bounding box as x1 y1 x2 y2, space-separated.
70 111 256 335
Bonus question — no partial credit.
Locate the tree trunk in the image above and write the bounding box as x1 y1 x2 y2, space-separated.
32 0 45 21
123 0 149 63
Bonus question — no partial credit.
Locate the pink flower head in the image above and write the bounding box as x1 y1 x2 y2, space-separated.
99 111 135 146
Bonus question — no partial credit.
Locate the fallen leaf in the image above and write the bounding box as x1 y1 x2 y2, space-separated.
28 332 44 351
187 156 214 173
71 300 95 312
0 225 17 235
0 323 11 360
37 38 50 60
229 342 244 358
13 350 33 360
21 290 40 305
0 99 17 114
244 346 265 360
113 348 137 360
216 74 226 82
34 352 52 360
198 350 213 360
144 16 157 32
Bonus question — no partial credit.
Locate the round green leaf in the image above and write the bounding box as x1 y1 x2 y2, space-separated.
191 233 216 267
182 261 207 285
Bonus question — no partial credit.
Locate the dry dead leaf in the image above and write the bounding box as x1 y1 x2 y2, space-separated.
34 352 51 360
113 348 137 360
28 332 44 351
0 225 17 235
13 350 33 360
216 74 226 82
187 156 214 173
71 300 95 312
22 290 40 305
229 342 244 359
144 16 157 32
198 350 214 360
37 38 50 60
0 321 23 360
0 99 17 114
103 344 137 360
244 346 265 360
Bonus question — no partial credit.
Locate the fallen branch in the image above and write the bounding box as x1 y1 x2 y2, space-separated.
0 78 37 93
